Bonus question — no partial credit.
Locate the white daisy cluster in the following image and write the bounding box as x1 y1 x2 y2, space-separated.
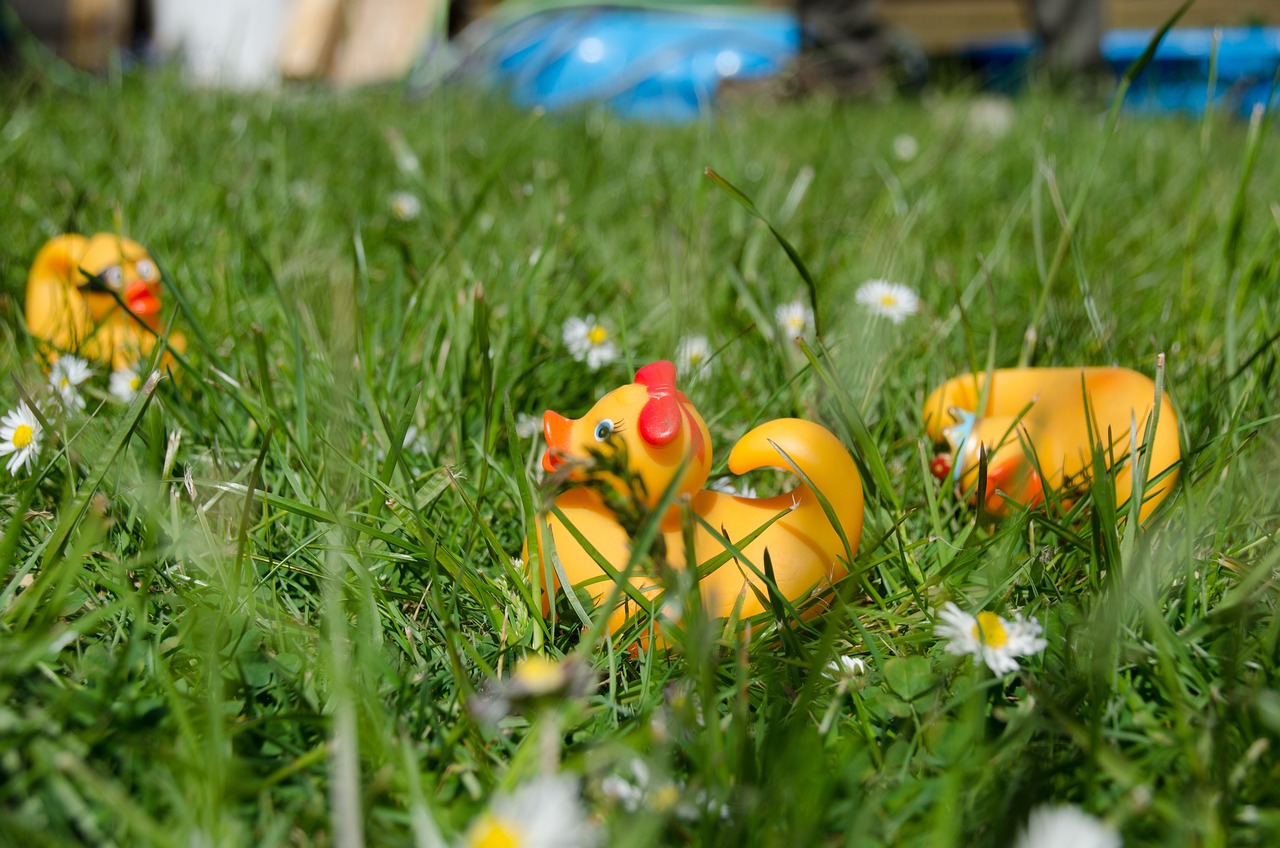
2 356 160 477
935 601 1047 675
855 280 921 324
463 774 599 848
563 315 619 371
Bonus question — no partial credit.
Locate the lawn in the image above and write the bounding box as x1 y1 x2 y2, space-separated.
2 59 1280 847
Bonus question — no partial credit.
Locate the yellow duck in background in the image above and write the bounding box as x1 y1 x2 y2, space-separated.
923 366 1181 521
530 360 864 635
25 233 186 370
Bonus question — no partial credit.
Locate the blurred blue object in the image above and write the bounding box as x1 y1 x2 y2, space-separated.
962 27 1280 118
1102 28 1280 117
958 32 1037 94
462 5 800 122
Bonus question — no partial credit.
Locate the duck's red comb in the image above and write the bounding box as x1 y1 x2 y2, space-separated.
635 360 681 446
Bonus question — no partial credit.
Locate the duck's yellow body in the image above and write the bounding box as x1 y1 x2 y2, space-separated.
25 233 185 370
923 367 1181 520
530 361 864 634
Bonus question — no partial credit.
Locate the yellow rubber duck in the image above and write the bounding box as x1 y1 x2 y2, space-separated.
530 360 864 635
25 233 186 370
923 366 1181 521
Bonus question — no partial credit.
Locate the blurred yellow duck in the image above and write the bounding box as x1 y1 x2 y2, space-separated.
923 366 1181 521
25 232 185 370
530 360 864 634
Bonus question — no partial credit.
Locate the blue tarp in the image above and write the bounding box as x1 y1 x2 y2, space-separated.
467 6 799 122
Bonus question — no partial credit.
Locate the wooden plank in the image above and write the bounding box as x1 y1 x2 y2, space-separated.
880 1 1027 50
881 0 1279 51
329 0 444 86
280 0 345 80
1112 0 1279 27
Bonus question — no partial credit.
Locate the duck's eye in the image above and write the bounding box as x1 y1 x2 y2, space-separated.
134 258 158 282
593 419 614 442
102 266 124 289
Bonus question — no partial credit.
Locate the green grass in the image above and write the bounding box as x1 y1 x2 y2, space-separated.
2 63 1280 847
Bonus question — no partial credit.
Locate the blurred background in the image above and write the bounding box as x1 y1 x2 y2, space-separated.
2 0 1277 118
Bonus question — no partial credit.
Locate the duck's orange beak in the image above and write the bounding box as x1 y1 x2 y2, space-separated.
125 279 163 325
542 410 573 473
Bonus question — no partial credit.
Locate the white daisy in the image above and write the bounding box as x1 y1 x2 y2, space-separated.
774 300 814 339
48 356 93 412
0 401 43 476
601 760 726 822
563 315 619 371
855 280 921 324
601 759 653 813
470 654 596 725
967 95 1016 138
1013 804 1121 848
675 335 713 382
892 133 919 162
515 412 541 439
109 367 142 403
935 601 1047 675
823 655 868 680
401 425 429 455
389 191 421 221
464 775 599 848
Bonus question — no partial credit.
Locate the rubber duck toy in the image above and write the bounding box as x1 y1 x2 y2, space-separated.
25 233 186 370
531 360 864 635
923 367 1181 521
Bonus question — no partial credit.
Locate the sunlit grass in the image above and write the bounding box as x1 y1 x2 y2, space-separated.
1 63 1279 846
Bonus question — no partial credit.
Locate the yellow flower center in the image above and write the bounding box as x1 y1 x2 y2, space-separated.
972 612 1008 648
59 378 70 390
651 784 681 812
587 326 608 346
879 294 898 307
129 376 141 391
788 317 804 330
11 424 33 449
513 654 565 694
467 815 521 848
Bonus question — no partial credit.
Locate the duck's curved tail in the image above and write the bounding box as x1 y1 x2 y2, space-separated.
726 418 864 557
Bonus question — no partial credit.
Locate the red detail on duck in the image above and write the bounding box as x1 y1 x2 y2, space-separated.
1024 467 1045 508
636 361 682 446
634 360 706 464
125 280 162 324
984 457 1014 491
